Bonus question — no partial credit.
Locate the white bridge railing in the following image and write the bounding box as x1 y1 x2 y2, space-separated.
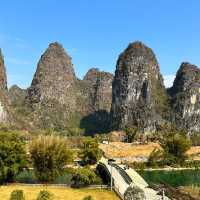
98 157 171 200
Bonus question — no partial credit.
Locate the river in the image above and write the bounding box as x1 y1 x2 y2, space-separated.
138 169 200 187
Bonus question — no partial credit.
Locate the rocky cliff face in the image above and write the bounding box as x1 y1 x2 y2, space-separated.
7 40 200 134
83 68 113 112
0 49 12 123
26 42 77 129
24 42 113 133
0 50 7 91
111 42 169 132
77 68 113 134
9 85 27 106
169 62 200 132
28 42 76 105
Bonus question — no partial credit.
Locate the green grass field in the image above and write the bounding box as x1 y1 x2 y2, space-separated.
0 184 119 200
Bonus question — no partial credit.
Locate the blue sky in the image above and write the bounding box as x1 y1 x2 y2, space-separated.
0 0 200 88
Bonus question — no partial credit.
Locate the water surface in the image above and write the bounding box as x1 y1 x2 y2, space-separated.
138 169 200 187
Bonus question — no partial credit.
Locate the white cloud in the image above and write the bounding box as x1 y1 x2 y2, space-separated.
163 74 175 88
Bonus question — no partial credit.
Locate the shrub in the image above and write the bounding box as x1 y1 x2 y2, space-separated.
81 138 102 165
14 170 37 184
124 186 145 200
129 162 147 170
53 170 73 185
82 195 94 200
71 167 102 188
0 132 27 183
10 189 25 200
159 128 191 165
36 190 53 200
190 132 200 146
147 148 163 167
29 135 73 182
124 127 137 143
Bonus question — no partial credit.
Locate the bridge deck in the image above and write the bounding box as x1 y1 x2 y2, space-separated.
98 157 170 200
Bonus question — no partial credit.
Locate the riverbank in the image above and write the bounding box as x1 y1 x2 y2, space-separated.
179 186 200 199
139 167 199 171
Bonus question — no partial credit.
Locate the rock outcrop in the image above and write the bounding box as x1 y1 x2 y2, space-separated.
111 42 169 132
78 68 113 134
83 68 113 112
9 85 27 106
169 62 200 132
0 49 12 123
0 50 7 91
26 42 77 129
7 40 200 134
25 43 113 133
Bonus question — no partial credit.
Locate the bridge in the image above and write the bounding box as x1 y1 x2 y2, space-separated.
97 157 170 200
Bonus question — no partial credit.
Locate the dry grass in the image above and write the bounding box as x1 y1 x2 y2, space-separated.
99 142 160 158
100 142 200 161
0 185 119 200
187 146 200 160
179 186 200 199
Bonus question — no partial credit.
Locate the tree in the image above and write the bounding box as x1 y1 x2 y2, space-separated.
71 167 101 188
147 148 163 167
29 135 73 182
0 132 27 183
10 190 25 200
81 138 102 165
82 195 94 200
190 132 200 146
159 129 191 165
36 190 53 200
124 127 137 143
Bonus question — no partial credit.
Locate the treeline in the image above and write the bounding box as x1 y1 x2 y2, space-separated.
0 129 103 186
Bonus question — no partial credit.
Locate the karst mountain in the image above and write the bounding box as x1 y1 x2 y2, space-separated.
0 41 199 134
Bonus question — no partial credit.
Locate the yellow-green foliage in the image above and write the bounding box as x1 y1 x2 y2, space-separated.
81 138 102 165
72 167 102 188
82 195 94 200
0 131 27 183
10 190 25 200
29 135 73 182
36 190 53 200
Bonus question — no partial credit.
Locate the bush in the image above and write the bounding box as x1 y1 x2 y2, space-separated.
82 195 94 200
53 171 73 185
124 127 137 143
81 138 102 165
0 132 27 183
158 127 191 166
129 162 147 170
36 190 53 200
71 167 102 188
14 170 37 184
10 190 25 200
124 186 145 200
147 148 163 167
161 132 191 165
190 132 200 146
30 135 73 182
